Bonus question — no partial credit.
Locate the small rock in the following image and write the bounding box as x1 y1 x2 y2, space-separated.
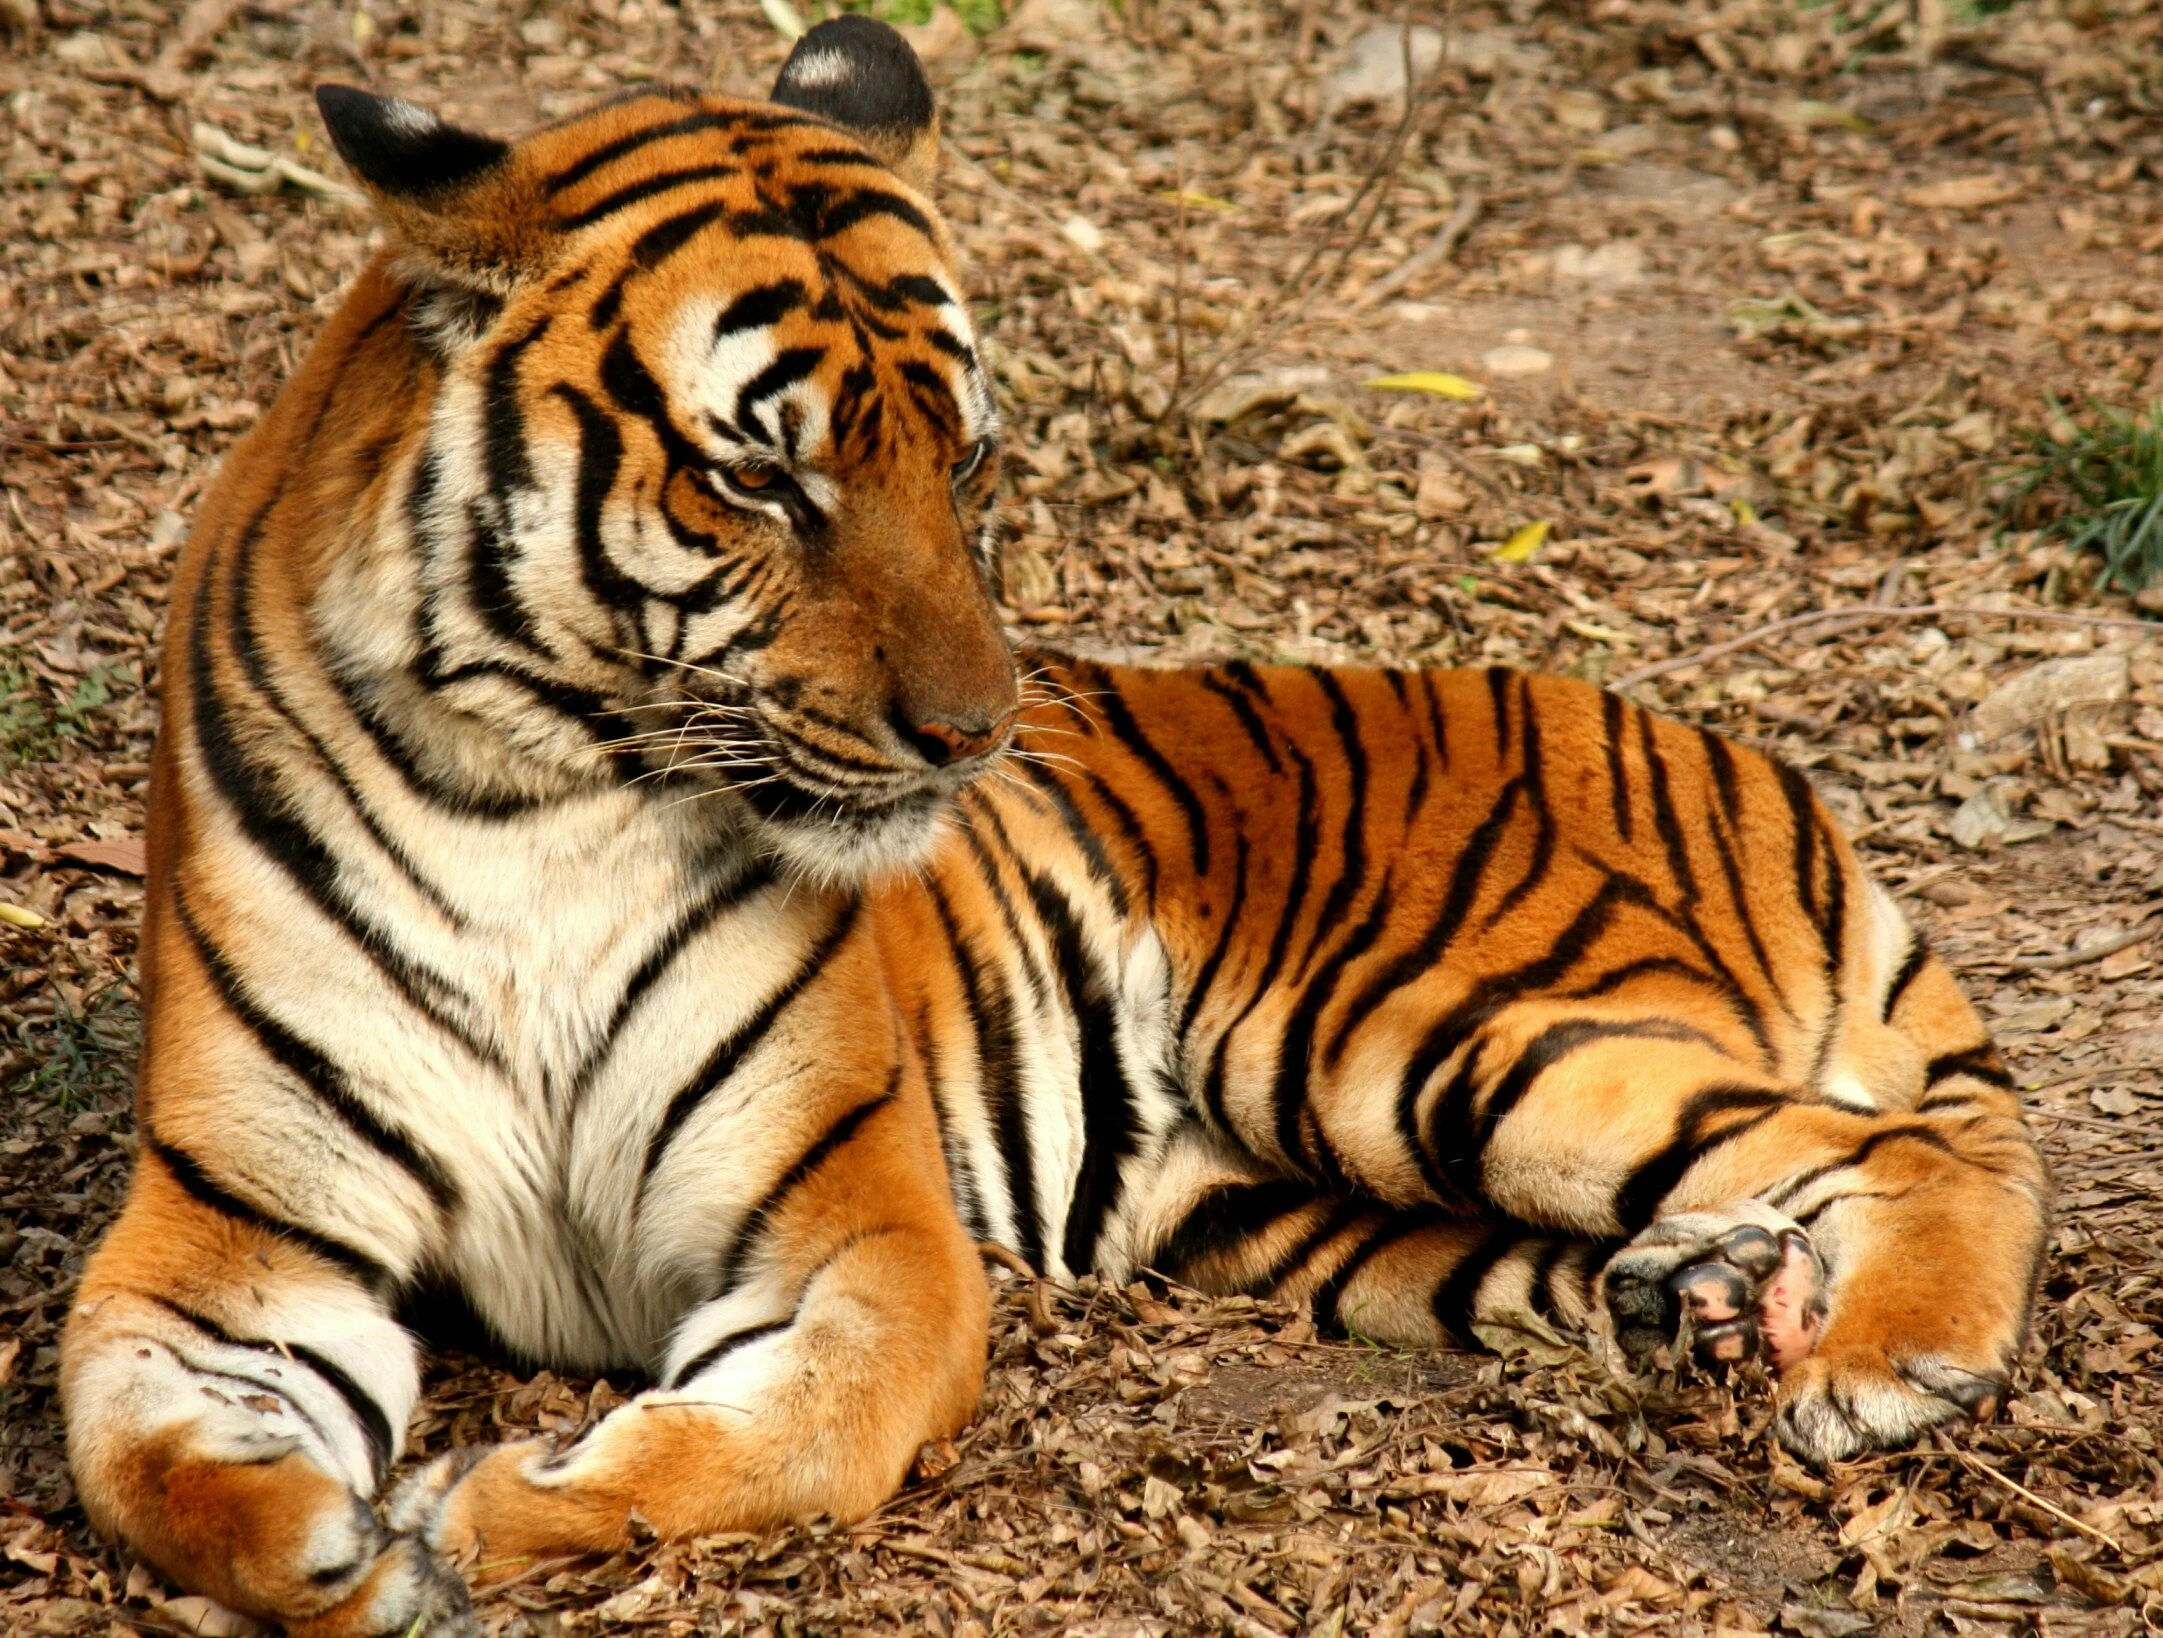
1968 652 2129 743
1947 784 2053 850
1192 364 1330 425
51 29 112 65
1326 25 1547 111
2133 583 2163 614
1001 0 1102 49
1058 213 1104 254
1481 343 1552 376
1554 241 1647 285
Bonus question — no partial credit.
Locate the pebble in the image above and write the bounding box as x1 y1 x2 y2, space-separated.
1481 343 1553 376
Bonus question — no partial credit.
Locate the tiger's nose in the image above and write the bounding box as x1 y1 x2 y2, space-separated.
900 709 1016 768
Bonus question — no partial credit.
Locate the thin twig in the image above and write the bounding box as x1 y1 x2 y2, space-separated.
1350 186 1483 312
1946 1444 2126 1555
1159 1 1454 426
1612 602 2161 690
2003 915 2158 975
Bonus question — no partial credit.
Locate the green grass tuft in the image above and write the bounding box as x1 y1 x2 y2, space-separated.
832 0 1007 35
2003 398 2163 595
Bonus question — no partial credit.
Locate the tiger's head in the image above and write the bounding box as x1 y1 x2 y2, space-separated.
315 17 1015 881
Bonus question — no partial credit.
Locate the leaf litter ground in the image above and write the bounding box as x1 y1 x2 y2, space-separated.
3 0 2162 1633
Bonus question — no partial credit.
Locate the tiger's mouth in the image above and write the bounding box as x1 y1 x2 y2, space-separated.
619 698 989 879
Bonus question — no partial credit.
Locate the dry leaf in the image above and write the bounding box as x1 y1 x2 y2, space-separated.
1490 520 1550 563
1361 371 1483 400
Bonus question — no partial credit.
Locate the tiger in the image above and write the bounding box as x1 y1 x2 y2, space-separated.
61 16 2050 1637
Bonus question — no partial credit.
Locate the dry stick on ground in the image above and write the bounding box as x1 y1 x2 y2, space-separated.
2003 915 2161 976
1158 4 1454 428
1945 1443 2128 1555
1612 603 2163 690
1349 186 1484 313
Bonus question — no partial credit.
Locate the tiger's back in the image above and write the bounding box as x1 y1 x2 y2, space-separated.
63 22 2048 1638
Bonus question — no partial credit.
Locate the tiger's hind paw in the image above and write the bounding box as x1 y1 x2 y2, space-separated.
1774 1350 2005 1467
1602 1206 1825 1373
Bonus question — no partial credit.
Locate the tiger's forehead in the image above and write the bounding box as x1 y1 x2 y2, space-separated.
503 93 989 466
517 92 951 257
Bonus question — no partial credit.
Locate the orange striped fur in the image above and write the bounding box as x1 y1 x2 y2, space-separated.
64 20 2048 1635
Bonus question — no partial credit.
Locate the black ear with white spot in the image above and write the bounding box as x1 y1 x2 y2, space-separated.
315 84 509 201
770 15 939 188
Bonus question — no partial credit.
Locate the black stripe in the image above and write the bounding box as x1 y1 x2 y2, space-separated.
568 861 777 1107
146 1295 394 1482
1023 873 1142 1275
1147 1175 1319 1280
1432 1229 1520 1344
1270 876 1395 1175
735 346 826 443
1769 1124 1962 1212
1010 758 1133 920
711 1076 898 1297
630 200 728 269
553 380 652 617
1295 670 1370 980
557 163 738 231
174 890 458 1212
1200 744 1318 1136
1253 1198 1368 1295
193 556 497 1065
1526 1239 1570 1327
1883 936 1931 1021
1613 1088 1786 1230
1923 1043 2012 1089
1200 670 1283 774
1602 690 1632 841
1468 1017 1719 1172
1482 676 1554 926
641 899 863 1185
1777 762 1822 925
1178 829 1249 1040
713 279 810 342
468 317 557 658
1422 670 1451 773
1486 667 1512 762
925 878 1044 1269
1640 709 1698 903
1308 1207 1449 1336
1088 667 1210 877
666 1318 792 1391
542 110 736 197
150 1141 390 1292
1326 777 1523 1068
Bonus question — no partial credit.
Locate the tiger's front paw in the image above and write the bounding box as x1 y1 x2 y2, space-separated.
288 1534 477 1638
1774 1347 2004 1467
392 1439 624 1571
1603 1205 1825 1372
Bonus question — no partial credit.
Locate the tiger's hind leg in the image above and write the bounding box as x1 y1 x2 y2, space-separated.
1397 959 2048 1464
63 1150 470 1637
1127 1124 1610 1349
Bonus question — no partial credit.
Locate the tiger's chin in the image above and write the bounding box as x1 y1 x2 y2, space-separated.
741 783 959 887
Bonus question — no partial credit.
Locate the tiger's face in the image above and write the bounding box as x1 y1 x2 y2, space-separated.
319 19 1016 880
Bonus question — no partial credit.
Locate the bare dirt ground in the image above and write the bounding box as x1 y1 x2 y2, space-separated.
4 0 2163 1633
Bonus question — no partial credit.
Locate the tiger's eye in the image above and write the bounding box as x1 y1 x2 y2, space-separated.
732 463 778 491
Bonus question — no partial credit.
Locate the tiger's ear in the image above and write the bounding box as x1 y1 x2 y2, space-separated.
315 84 545 310
769 15 940 191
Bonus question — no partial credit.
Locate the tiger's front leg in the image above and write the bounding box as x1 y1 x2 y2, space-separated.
393 1082 988 1565
64 1149 470 1638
